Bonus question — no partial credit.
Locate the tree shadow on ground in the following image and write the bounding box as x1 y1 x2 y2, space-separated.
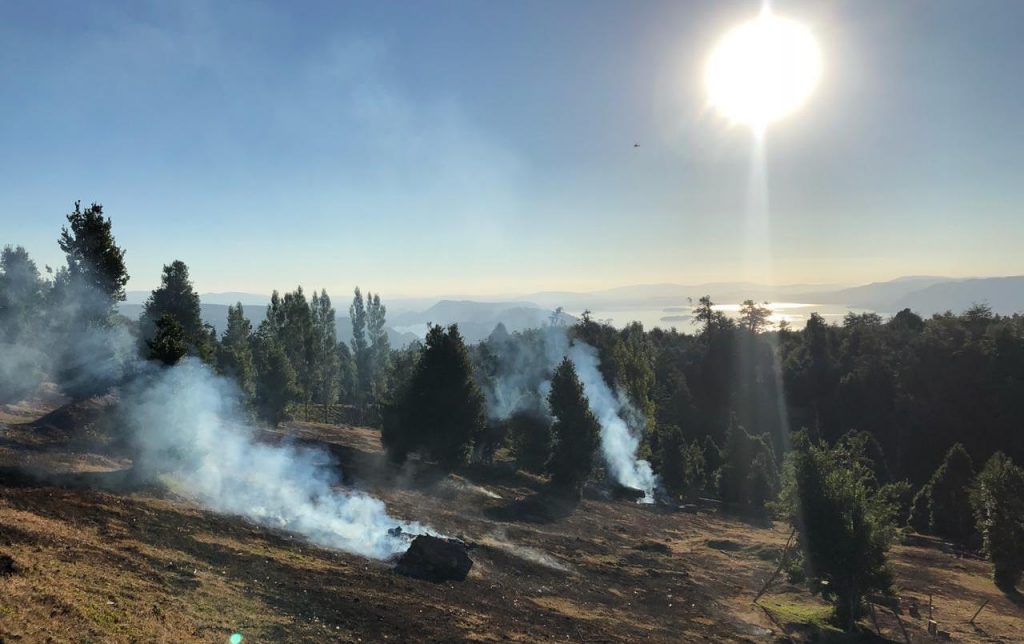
717 505 774 529
997 585 1023 607
0 464 159 494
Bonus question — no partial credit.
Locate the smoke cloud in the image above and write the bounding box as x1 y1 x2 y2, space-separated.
480 326 568 421
566 343 657 502
481 326 658 501
0 258 138 404
1 254 427 561
122 359 426 559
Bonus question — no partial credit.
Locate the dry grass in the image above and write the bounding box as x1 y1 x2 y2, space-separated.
1 403 1021 642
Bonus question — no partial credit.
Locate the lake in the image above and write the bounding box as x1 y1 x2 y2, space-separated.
568 302 877 331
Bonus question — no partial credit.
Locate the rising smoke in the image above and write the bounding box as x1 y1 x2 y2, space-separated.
122 359 427 559
1 259 425 560
566 343 657 501
481 325 658 501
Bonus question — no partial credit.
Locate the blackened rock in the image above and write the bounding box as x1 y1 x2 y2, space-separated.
395 535 473 582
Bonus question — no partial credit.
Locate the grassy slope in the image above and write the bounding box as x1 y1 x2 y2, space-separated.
1 405 1021 642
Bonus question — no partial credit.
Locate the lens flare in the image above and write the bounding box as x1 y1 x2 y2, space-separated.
705 9 822 130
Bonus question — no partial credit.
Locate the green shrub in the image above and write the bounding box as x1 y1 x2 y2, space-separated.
718 421 778 514
790 436 897 630
508 410 551 473
654 425 707 501
928 444 976 543
546 358 600 491
381 324 485 469
908 484 931 532
970 452 1024 590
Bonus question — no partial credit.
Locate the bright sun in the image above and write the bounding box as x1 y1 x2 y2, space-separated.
705 9 822 131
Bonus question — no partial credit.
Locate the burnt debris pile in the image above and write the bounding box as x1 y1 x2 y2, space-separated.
394 533 474 582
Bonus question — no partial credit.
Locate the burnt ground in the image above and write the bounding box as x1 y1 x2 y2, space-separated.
1 398 1022 643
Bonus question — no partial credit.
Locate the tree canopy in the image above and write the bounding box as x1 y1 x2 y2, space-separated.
546 357 601 491
382 324 485 470
58 201 129 321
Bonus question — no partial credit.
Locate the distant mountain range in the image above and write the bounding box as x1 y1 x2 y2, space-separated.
789 276 1024 315
509 281 838 311
389 300 576 343
513 276 1023 317
119 275 1023 347
868 277 1024 316
121 294 577 345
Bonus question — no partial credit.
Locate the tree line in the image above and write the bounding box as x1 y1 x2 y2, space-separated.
3 202 1023 627
0 203 392 427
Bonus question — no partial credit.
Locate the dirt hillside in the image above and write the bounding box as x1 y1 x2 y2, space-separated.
0 402 1021 642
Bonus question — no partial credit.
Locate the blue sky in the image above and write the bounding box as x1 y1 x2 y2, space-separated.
2 0 1022 297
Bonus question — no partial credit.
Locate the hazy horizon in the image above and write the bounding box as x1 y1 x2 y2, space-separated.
4 1 1024 297
108 272 1016 304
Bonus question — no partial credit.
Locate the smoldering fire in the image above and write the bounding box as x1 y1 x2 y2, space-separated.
122 358 430 560
480 326 658 502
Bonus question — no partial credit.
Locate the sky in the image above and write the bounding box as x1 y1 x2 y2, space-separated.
2 0 1023 297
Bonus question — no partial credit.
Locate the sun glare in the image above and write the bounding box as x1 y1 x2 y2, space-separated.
705 9 822 131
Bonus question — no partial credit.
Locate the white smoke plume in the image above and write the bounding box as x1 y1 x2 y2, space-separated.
1 245 427 560
122 359 428 560
481 326 658 502
0 278 139 403
480 326 568 420
565 343 657 502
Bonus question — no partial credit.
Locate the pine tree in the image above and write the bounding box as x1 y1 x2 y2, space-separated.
970 452 1024 589
703 435 723 487
349 287 370 413
53 202 131 398
310 290 341 414
791 437 897 630
655 424 688 499
278 287 314 412
367 292 391 403
718 420 778 514
0 246 47 402
908 485 931 532
381 324 485 469
147 314 188 365
141 260 211 360
252 333 299 426
927 443 976 543
683 439 708 498
57 201 129 323
218 303 255 396
546 357 601 491
692 295 716 335
0 245 45 343
739 300 773 333
336 341 357 404
262 291 284 338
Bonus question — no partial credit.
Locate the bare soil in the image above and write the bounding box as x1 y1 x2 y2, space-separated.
0 399 1021 642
